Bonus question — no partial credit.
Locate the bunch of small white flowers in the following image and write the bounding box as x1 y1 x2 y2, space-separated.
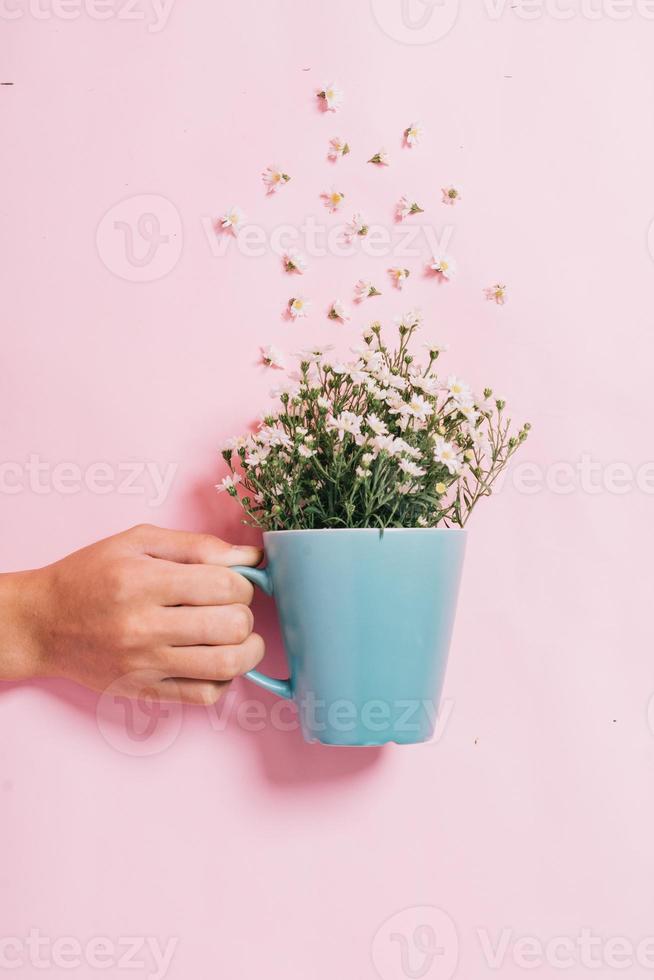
218 315 530 530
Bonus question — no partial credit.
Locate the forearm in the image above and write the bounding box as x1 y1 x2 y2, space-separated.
0 570 45 681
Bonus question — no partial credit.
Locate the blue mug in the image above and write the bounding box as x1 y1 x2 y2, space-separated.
233 528 466 746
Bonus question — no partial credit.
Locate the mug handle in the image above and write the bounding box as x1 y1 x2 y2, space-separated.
231 565 293 700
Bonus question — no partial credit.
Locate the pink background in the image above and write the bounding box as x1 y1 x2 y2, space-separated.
2 1 654 977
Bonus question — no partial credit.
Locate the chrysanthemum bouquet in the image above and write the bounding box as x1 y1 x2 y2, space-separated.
219 311 530 530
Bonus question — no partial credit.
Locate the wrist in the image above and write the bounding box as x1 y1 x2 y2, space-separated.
0 569 49 681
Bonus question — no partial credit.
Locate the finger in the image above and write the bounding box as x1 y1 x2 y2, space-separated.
162 633 265 681
127 524 262 567
143 561 255 607
160 603 254 647
157 678 231 705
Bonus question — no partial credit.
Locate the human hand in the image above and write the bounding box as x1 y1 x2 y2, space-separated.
0 524 264 704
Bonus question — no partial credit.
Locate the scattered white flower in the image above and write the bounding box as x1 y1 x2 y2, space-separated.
389 267 410 290
220 206 246 233
328 136 350 160
260 345 286 369
442 186 461 206
283 249 307 274
288 297 310 319
322 188 346 212
356 466 372 479
429 254 457 281
368 149 389 166
216 474 242 494
354 279 381 302
328 300 350 323
422 341 449 357
298 444 316 458
485 283 508 305
396 196 424 220
404 121 424 147
317 83 344 112
433 436 463 475
345 212 368 239
262 166 291 194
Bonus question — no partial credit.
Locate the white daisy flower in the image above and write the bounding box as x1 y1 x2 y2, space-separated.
298 444 316 459
215 474 242 494
396 196 424 220
327 411 362 441
322 188 345 212
485 283 508 305
328 136 350 160
404 121 424 147
446 375 472 402
429 254 457 280
354 279 381 302
433 436 463 475
220 206 246 232
389 267 410 290
345 212 369 239
402 394 433 421
368 149 389 166
442 185 461 206
317 83 344 112
283 249 307 274
288 297 310 319
366 414 388 436
260 345 286 369
262 166 291 194
328 300 350 323
399 459 426 478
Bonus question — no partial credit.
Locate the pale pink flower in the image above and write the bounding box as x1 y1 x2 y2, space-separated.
345 212 368 239
262 166 291 194
442 186 461 206
368 149 389 166
328 136 350 160
354 280 381 302
403 121 424 147
396 196 424 220
328 301 350 323
220 206 246 233
260 345 285 369
389 267 410 290
429 254 457 281
215 474 242 494
485 283 508 305
317 83 344 112
288 297 310 319
282 249 307 274
322 188 345 212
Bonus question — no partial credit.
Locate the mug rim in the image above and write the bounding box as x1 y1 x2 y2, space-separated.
263 527 467 536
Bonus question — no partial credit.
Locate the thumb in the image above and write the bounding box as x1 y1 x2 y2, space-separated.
128 525 263 566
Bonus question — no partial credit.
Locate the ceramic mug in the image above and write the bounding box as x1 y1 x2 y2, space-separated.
233 528 466 746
